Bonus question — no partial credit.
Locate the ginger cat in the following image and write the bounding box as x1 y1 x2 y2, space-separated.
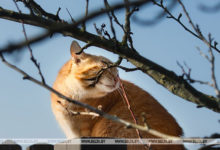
51 41 184 150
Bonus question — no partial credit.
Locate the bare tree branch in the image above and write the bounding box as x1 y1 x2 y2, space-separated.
1 0 220 113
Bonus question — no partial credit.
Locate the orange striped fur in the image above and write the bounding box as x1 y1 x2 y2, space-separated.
51 41 185 150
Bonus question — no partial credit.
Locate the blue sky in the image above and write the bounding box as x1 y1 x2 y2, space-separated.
0 0 219 147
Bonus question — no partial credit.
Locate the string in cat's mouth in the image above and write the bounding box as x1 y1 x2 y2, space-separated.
117 76 149 150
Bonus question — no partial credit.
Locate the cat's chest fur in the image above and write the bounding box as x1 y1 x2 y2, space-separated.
51 85 120 138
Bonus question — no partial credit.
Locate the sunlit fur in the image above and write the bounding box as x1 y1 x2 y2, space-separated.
63 53 119 100
51 42 185 150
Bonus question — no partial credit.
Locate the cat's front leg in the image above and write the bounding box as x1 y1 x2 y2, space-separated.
52 99 92 138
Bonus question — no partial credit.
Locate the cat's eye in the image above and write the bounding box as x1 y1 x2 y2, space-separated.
83 77 97 87
84 77 97 81
83 67 107 87
85 75 102 87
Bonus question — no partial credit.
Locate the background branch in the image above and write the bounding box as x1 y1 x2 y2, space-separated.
152 0 220 53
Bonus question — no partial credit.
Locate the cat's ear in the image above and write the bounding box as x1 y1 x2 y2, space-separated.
70 41 84 63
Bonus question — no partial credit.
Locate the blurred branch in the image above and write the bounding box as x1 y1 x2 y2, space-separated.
66 8 76 23
134 0 177 26
199 2 220 13
198 133 220 150
152 0 220 54
0 53 180 140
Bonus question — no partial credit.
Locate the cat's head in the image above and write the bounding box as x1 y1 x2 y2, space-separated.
68 41 119 99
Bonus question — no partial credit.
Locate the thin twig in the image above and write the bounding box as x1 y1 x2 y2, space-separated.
197 47 211 62
87 57 140 88
208 34 220 99
56 7 61 18
152 0 199 38
178 42 220 99
87 57 122 87
13 0 45 84
82 0 89 31
66 8 76 23
134 0 177 26
104 0 118 41
122 0 138 51
118 66 140 72
76 42 94 55
108 14 117 41
123 0 130 44
107 1 126 33
177 61 212 86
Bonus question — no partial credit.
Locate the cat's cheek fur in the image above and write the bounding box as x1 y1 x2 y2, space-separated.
98 77 119 92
